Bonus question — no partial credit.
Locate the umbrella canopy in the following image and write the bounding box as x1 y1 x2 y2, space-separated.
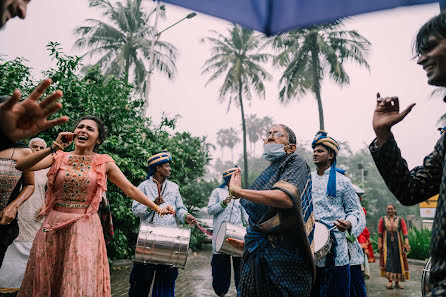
161 0 438 35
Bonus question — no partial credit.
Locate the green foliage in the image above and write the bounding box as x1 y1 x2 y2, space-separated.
0 57 33 96
189 226 206 251
0 43 210 259
407 227 431 260
371 232 379 254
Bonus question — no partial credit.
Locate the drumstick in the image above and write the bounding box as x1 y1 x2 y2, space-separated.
195 221 213 236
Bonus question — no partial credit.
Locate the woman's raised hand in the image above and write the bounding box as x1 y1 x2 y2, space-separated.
53 132 76 150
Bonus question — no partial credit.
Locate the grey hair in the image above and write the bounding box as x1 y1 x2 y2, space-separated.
278 124 296 145
29 137 47 148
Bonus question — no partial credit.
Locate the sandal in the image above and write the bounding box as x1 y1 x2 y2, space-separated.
395 283 404 289
385 283 393 289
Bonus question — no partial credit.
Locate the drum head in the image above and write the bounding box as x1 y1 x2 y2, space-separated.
314 222 329 252
215 221 228 252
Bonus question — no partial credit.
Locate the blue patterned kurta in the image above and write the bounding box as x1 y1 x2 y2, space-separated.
132 177 188 225
207 186 248 254
311 168 365 267
238 153 315 297
348 198 366 266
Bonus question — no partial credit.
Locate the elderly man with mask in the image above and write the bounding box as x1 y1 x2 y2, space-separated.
310 131 364 297
0 137 49 294
228 124 315 297
129 150 196 297
207 167 248 297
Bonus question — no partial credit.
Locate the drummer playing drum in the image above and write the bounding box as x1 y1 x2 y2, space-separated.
128 151 196 297
309 131 365 297
207 167 248 297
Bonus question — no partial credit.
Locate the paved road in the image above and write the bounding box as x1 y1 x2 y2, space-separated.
111 248 427 297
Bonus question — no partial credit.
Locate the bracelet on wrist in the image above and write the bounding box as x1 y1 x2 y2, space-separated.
229 186 241 198
52 141 64 151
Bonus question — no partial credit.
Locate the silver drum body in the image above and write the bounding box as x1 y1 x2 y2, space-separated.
422 257 431 297
216 221 246 257
134 222 191 268
313 222 332 261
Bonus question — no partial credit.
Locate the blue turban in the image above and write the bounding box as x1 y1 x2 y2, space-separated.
312 130 341 198
219 167 239 188
146 150 172 178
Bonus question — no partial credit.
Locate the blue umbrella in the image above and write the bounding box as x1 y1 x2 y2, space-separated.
161 0 439 35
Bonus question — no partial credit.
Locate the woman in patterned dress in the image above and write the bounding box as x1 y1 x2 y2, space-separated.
15 115 174 297
378 203 410 289
0 143 34 268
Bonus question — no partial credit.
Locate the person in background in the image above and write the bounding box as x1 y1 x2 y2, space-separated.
0 138 48 294
0 97 35 269
207 167 248 297
378 203 410 289
129 150 196 297
347 184 368 297
310 130 365 297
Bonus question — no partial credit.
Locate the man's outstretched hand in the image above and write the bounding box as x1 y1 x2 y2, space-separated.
0 78 68 142
372 93 415 146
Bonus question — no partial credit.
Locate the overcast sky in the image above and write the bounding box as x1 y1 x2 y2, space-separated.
1 1 442 169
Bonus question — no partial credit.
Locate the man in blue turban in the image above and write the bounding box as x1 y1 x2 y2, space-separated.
129 150 196 297
310 130 364 297
207 167 248 297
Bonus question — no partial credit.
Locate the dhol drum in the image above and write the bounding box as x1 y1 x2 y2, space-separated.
421 257 432 297
313 222 332 261
216 221 246 257
134 221 191 268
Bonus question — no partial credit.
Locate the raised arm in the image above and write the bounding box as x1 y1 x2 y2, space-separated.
15 132 74 171
0 78 68 147
229 171 293 208
371 134 442 205
106 162 173 215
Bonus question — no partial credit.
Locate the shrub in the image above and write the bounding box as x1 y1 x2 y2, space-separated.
407 227 431 260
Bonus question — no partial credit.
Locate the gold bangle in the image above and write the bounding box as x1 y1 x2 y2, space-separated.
52 141 64 150
229 186 241 198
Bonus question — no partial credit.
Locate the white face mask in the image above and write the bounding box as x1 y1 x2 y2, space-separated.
261 143 289 162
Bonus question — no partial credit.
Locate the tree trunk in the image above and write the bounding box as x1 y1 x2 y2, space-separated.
125 54 130 84
239 79 249 188
311 46 324 130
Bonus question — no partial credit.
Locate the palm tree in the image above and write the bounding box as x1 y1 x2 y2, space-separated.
225 128 241 163
273 21 371 130
216 128 228 160
246 114 273 157
73 0 177 93
202 25 271 187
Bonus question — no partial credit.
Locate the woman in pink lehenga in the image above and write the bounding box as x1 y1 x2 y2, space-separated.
15 115 174 297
